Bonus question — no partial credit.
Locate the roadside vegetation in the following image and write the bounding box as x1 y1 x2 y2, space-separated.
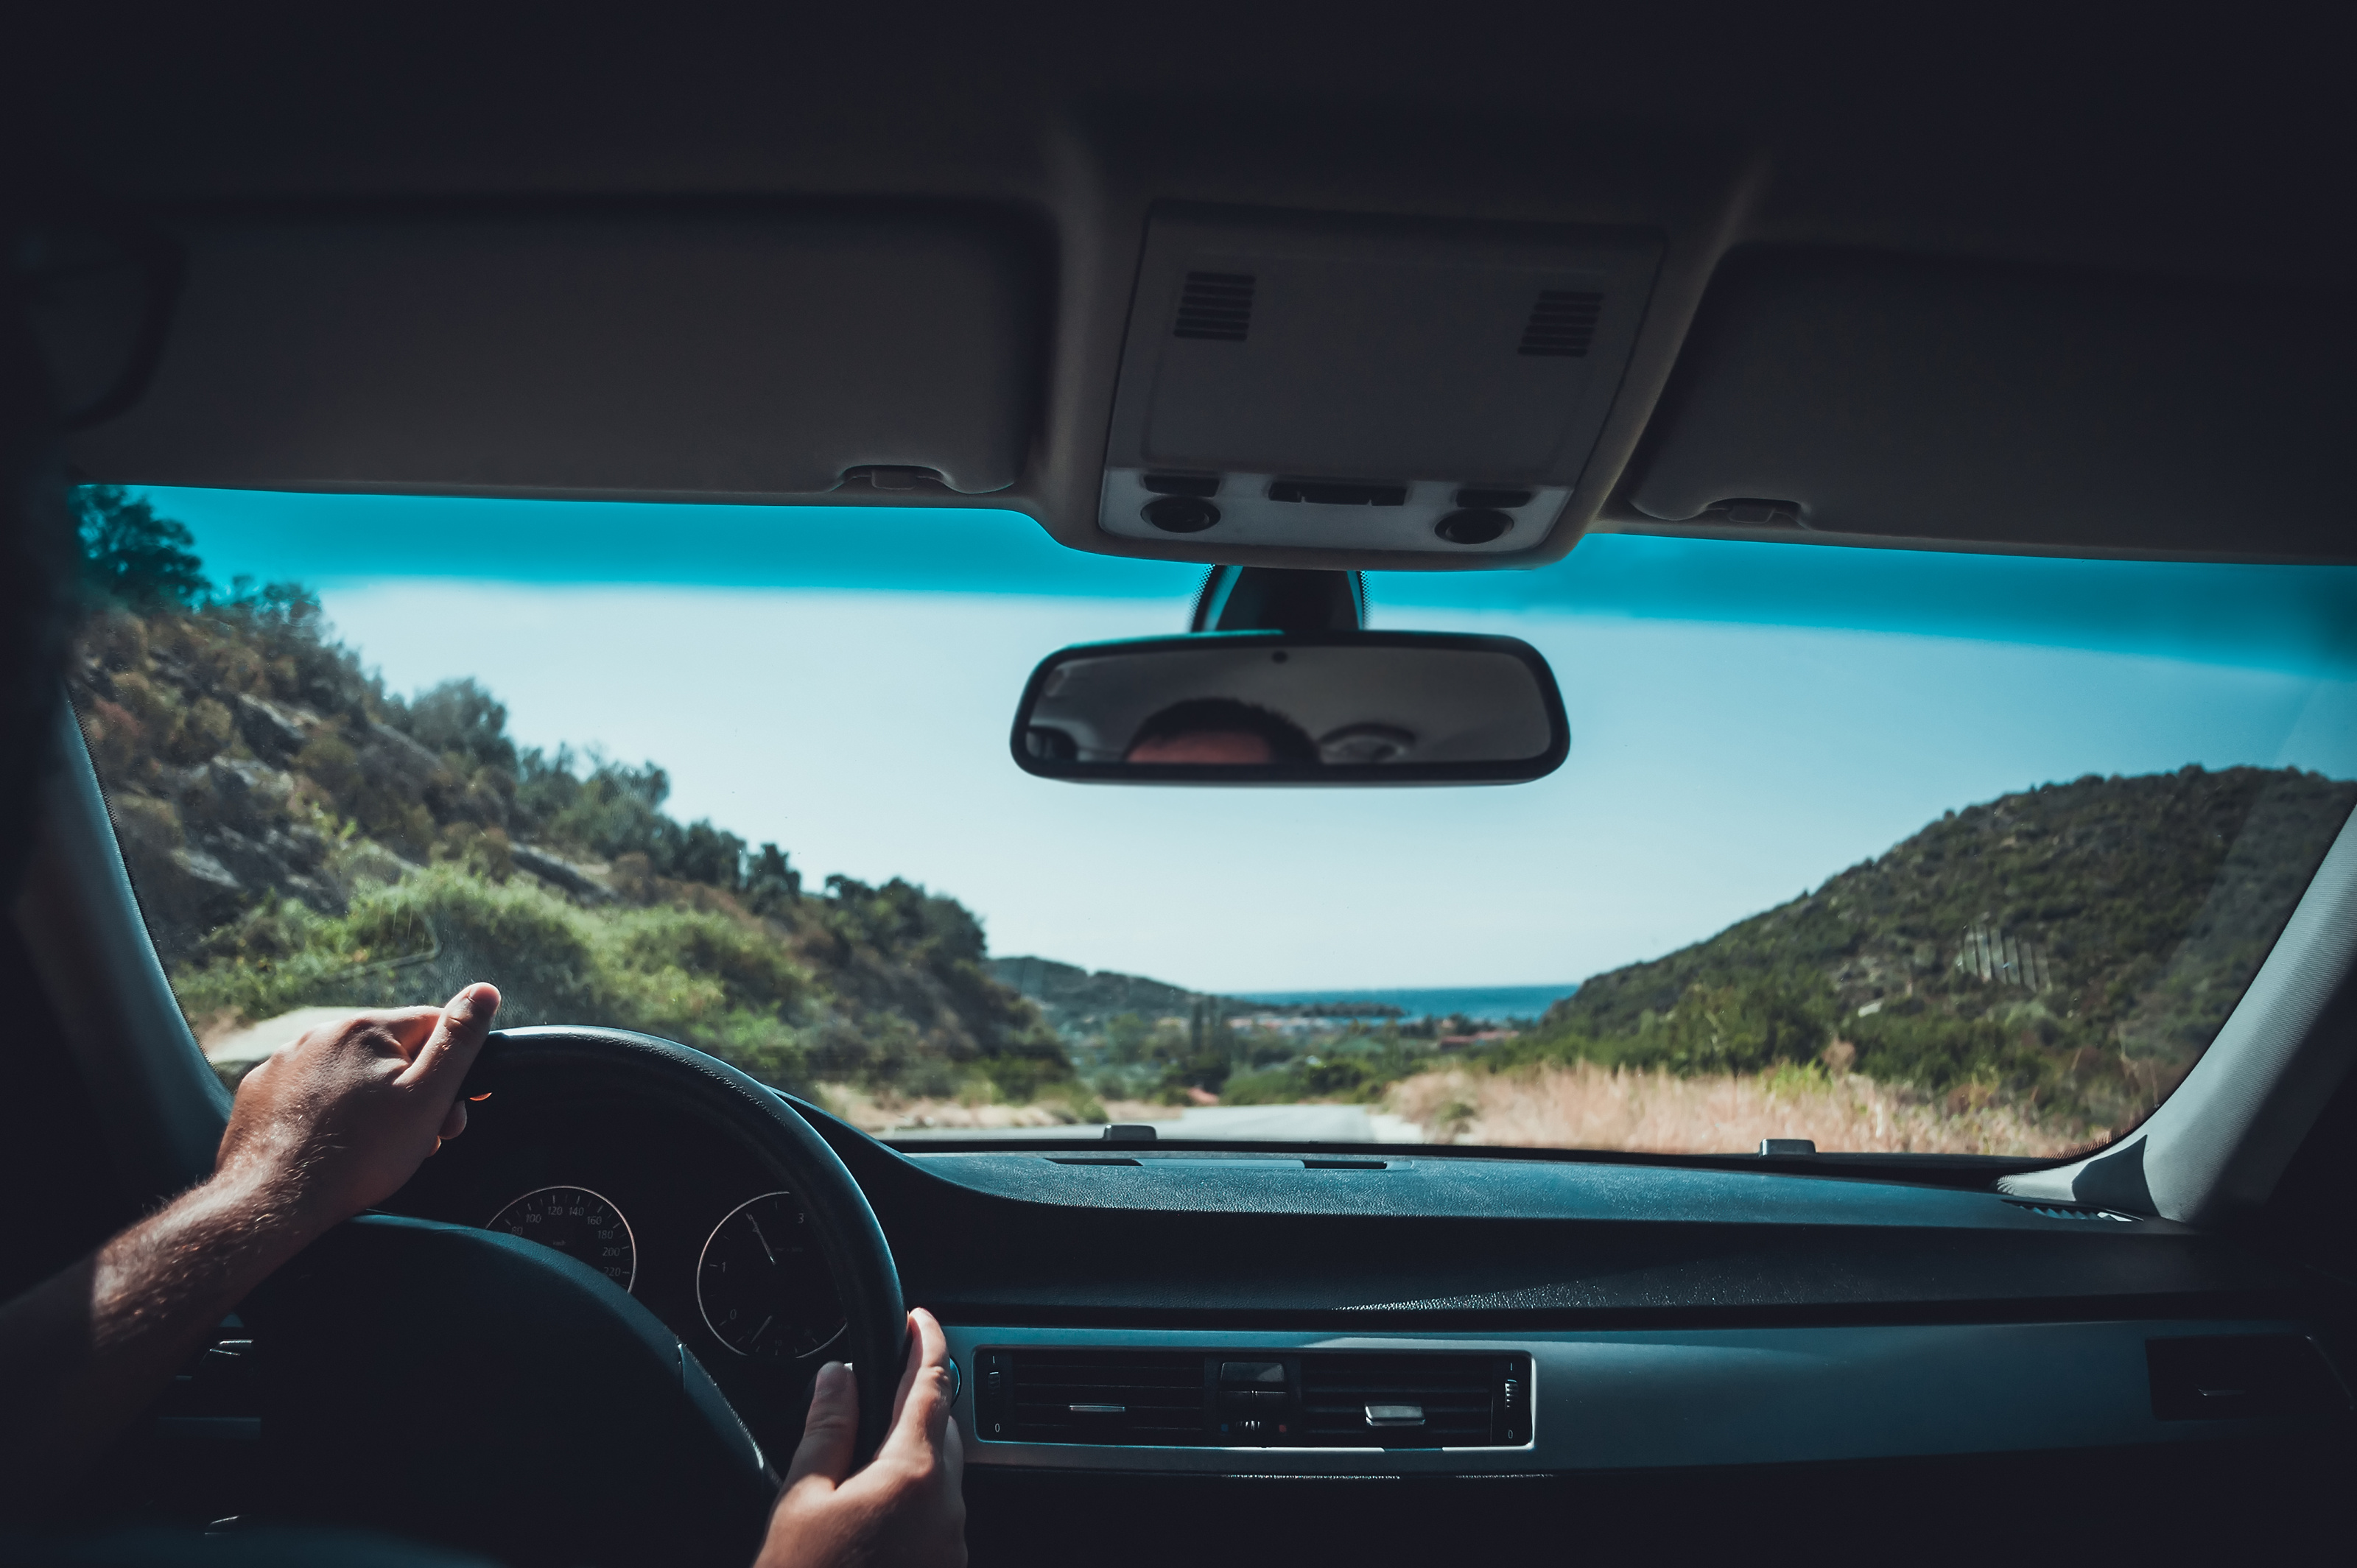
66 487 1079 1121
1018 760 2353 1154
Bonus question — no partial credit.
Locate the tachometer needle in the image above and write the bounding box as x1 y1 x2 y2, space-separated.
748 1216 778 1265
750 1316 773 1346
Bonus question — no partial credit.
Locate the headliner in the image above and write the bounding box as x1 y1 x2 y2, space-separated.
13 4 2355 565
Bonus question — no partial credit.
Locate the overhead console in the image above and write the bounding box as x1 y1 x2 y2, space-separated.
1099 208 1660 560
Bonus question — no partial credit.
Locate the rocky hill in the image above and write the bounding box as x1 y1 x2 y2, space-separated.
65 487 1070 1102
986 956 1243 1033
1523 766 2354 1131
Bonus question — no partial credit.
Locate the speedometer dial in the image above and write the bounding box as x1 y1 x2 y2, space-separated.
488 1185 637 1292
696 1191 846 1362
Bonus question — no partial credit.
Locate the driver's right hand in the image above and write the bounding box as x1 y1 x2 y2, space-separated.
759 1306 967 1567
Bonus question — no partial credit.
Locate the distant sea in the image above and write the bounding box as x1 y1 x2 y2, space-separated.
1234 985 1576 1023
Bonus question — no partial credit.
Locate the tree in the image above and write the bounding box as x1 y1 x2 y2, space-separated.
745 843 801 914
390 678 519 772
76 485 209 609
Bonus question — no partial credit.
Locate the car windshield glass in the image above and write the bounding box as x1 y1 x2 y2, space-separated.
68 485 2357 1161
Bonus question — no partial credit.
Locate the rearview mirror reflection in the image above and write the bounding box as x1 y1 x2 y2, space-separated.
1010 632 1569 785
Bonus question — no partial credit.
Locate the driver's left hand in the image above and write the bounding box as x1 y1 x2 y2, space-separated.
215 982 502 1232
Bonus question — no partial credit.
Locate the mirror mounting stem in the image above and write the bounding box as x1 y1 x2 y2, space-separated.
1191 566 1365 633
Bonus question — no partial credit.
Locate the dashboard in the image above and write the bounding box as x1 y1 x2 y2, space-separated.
382 1083 2354 1501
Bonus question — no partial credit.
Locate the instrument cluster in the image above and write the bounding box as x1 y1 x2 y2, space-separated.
385 1085 848 1438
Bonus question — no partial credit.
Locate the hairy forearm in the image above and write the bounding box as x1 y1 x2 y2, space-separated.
0 989 495 1514
0 1160 322 1507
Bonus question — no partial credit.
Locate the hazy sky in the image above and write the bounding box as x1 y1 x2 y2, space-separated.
144 488 2357 994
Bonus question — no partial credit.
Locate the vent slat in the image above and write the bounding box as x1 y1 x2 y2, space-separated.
1517 289 1603 356
1004 1349 1211 1447
1297 1352 1503 1447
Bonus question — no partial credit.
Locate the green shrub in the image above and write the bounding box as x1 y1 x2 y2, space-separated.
175 864 815 1089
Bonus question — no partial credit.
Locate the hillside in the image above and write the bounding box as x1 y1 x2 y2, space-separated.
1520 767 2354 1131
66 487 1071 1103
986 956 1221 1033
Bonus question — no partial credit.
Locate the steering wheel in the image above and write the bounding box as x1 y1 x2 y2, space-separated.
243 1027 907 1568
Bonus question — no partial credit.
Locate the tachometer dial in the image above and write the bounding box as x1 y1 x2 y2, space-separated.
697 1191 846 1362
488 1185 637 1292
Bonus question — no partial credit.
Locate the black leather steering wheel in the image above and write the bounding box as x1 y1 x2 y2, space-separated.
243 1027 906 1567
467 1027 910 1453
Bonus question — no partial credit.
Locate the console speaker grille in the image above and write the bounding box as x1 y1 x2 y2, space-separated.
1517 289 1603 356
1173 271 1256 341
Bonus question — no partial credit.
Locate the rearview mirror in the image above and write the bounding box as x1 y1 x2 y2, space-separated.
1009 632 1569 784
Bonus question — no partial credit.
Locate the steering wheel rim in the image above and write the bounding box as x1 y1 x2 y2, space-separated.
464 1024 909 1461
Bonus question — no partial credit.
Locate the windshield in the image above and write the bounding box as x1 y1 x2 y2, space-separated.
68 485 2357 1160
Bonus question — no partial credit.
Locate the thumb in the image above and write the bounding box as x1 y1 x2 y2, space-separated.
782 1360 859 1490
398 982 500 1089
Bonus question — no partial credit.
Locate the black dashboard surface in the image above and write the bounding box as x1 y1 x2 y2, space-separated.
391 1081 2322 1329
840 1139 2311 1330
379 1082 2351 1481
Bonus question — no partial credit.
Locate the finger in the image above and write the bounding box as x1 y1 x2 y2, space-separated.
883 1309 953 1459
438 1097 469 1141
309 1008 440 1059
885 1310 925 1432
781 1360 859 1489
396 983 501 1089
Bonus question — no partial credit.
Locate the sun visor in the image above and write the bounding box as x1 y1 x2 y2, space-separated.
1100 208 1660 558
1623 248 2356 560
63 209 1044 499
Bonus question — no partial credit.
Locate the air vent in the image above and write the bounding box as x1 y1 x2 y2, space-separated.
1173 271 1256 342
2004 1200 2137 1223
975 1347 1533 1448
1000 1349 1206 1446
1297 1353 1528 1448
1517 289 1603 356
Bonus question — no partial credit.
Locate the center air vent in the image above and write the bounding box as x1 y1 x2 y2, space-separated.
974 1346 1531 1449
1517 289 1603 356
1173 271 1256 341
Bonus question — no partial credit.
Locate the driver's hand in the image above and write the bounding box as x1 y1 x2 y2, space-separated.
761 1307 967 1568
214 982 501 1230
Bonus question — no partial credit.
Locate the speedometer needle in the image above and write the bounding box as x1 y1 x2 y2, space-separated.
748 1216 778 1265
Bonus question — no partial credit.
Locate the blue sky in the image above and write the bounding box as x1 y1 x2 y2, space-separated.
145 488 2357 993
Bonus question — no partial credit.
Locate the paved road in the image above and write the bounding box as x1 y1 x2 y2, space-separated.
891 1103 1425 1144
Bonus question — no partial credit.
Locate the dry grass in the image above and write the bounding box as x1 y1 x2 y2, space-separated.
1383 1061 2099 1157
817 1084 1178 1136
